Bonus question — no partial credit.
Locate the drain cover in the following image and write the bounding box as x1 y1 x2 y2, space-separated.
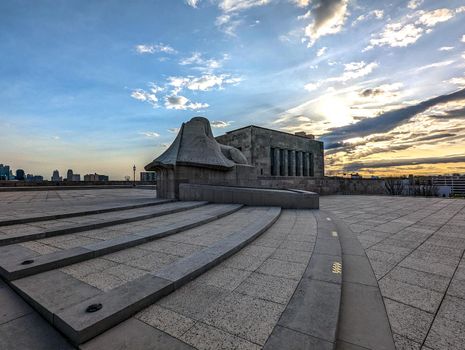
86 303 103 313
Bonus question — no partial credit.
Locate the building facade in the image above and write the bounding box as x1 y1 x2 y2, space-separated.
84 173 109 182
0 164 11 180
432 175 465 197
140 171 156 182
216 126 324 178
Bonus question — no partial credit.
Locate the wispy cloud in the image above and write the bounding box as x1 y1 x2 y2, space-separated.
352 9 384 26
211 120 234 128
139 131 160 138
185 0 200 8
365 7 464 51
135 43 177 54
164 95 209 110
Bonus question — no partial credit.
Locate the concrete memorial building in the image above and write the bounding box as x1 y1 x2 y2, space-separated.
216 125 324 178
145 117 320 208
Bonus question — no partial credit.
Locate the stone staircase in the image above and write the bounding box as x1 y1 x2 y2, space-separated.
0 201 344 349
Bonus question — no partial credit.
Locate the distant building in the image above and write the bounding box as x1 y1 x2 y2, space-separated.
26 174 44 182
51 170 62 182
216 126 324 178
16 169 25 181
0 164 11 180
66 169 74 181
84 173 109 182
432 175 465 197
140 171 156 182
72 174 81 182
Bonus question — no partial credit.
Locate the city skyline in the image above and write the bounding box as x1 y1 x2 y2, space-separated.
1 0 465 179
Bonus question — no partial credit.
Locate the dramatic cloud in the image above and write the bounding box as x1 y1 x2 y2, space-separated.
303 0 349 46
135 43 177 54
164 95 209 110
322 88 465 146
210 120 234 128
359 83 403 98
344 155 465 172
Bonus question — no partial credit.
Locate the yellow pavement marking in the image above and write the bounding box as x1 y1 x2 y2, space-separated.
332 262 342 274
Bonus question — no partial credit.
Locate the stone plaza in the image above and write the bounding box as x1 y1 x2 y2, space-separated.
0 118 464 350
0 188 464 350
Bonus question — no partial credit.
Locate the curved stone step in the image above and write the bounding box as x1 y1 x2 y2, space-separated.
0 204 243 280
0 199 171 227
0 201 208 246
264 210 343 349
81 209 319 349
10 207 281 345
329 213 396 350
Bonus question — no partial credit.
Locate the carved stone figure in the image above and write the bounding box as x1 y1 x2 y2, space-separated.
145 117 247 171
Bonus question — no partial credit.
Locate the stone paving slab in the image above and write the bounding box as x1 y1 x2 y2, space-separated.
79 210 316 349
11 207 281 345
0 204 242 280
0 200 207 246
322 195 465 350
0 188 158 224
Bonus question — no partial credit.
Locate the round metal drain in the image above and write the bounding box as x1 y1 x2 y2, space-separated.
86 303 102 313
21 259 34 265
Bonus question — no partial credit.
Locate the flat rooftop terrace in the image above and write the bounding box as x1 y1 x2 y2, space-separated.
0 189 464 350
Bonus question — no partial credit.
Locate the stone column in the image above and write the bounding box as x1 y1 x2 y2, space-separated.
304 153 310 177
297 151 303 176
289 150 296 176
282 150 288 176
309 153 314 176
274 148 280 176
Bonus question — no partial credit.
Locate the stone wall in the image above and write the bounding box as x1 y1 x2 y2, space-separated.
216 126 324 178
167 165 385 196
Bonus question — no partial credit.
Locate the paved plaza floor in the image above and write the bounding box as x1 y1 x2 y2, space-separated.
0 189 463 350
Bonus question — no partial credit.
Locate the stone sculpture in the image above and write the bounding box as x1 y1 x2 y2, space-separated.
145 116 247 171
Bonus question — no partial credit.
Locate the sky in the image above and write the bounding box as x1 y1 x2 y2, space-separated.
1 0 465 179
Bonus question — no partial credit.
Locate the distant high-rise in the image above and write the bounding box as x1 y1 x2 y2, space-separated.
0 164 11 180
66 169 73 181
51 170 62 182
84 173 109 182
16 169 25 181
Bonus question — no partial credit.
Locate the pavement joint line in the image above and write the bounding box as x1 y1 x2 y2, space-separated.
135 317 197 349
0 204 244 281
371 200 465 281
264 210 342 347
37 207 282 345
328 211 396 350
0 201 208 246
420 236 465 348
0 199 174 227
278 324 336 345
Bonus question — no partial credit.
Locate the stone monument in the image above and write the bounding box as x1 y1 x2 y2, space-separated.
146 117 319 208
